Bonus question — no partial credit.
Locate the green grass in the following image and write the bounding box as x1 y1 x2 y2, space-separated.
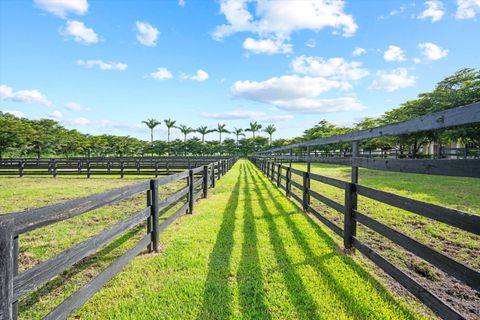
0 175 187 319
70 160 426 319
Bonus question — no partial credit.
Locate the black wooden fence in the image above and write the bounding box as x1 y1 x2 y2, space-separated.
0 158 237 320
249 102 480 320
0 156 232 178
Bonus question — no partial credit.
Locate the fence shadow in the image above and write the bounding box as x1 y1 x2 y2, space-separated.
197 164 242 320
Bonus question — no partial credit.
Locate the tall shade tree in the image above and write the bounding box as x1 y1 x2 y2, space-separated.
264 124 277 145
196 125 213 143
232 127 245 146
142 119 161 143
177 125 194 142
215 123 230 143
245 121 262 138
164 118 176 144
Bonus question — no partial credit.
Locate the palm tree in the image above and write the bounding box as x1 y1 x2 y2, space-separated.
164 118 176 144
232 127 245 146
215 123 230 143
264 124 276 145
142 119 161 143
177 124 194 142
196 125 213 143
245 121 262 138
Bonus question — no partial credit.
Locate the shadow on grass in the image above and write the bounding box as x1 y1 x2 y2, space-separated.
237 166 271 320
248 163 418 319
244 165 322 319
19 225 142 316
197 164 243 320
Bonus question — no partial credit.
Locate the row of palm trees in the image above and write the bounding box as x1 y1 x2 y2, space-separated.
142 119 277 145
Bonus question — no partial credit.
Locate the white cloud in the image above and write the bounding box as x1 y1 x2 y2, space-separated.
413 57 422 64
383 45 406 62
419 1 445 22
455 0 480 19
201 110 293 121
213 0 358 42
49 110 63 119
4 110 25 118
135 21 160 47
178 0 186 7
0 84 52 106
369 68 416 92
291 56 369 81
61 20 98 44
418 42 448 60
352 47 366 56
76 59 127 70
34 0 88 18
305 38 316 48
65 102 85 111
243 37 292 55
231 75 363 113
63 117 91 125
183 69 209 82
150 68 173 80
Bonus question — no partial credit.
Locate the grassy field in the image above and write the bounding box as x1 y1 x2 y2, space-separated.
0 175 187 319
1 160 476 319
287 162 480 318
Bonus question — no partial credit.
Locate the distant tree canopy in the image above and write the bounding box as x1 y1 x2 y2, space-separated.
1 68 478 158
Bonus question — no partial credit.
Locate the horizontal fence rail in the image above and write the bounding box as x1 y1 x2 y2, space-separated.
250 157 479 320
0 156 234 178
0 157 237 320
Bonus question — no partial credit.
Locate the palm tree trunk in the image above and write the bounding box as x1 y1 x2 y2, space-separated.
150 128 154 143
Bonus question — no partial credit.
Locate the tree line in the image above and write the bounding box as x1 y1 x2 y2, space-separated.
1 68 478 159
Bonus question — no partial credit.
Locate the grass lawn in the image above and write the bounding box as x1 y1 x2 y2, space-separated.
69 160 426 319
0 175 188 319
287 162 480 318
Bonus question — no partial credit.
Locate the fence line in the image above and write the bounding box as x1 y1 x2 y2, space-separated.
249 156 479 320
0 158 237 320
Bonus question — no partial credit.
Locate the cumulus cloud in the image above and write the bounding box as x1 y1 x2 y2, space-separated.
419 0 445 22
150 68 173 80
384 45 406 62
243 37 292 55
63 117 91 125
76 59 127 70
183 69 209 82
135 21 160 47
213 0 357 39
291 56 369 81
4 110 25 118
352 47 366 56
49 110 63 119
418 42 448 60
65 102 85 111
455 0 480 19
61 20 98 44
202 110 293 121
369 68 416 92
0 84 52 106
178 0 186 7
34 0 88 18
231 75 363 113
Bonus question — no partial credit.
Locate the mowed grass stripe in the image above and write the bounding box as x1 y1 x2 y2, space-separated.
73 160 424 319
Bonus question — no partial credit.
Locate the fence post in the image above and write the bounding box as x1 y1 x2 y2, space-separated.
0 223 14 320
120 161 124 179
52 160 57 178
155 161 159 178
149 179 159 252
216 162 221 181
277 164 281 187
286 166 291 197
87 160 91 178
211 164 215 188
203 165 209 198
343 182 357 253
188 169 194 214
351 141 359 184
78 160 82 174
19 160 24 178
302 171 309 212
146 188 153 252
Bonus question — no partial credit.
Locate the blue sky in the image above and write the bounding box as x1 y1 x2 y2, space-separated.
1 0 479 141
